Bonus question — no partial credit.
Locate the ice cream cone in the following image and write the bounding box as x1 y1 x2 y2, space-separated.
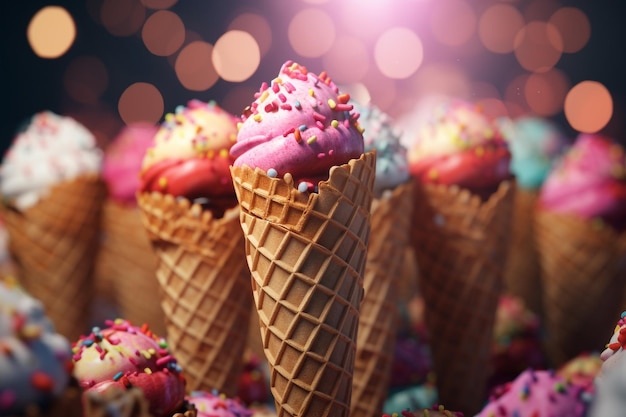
351 181 413 417
137 193 251 396
230 152 376 417
410 180 514 415
535 210 626 367
504 187 542 317
95 199 165 335
1 175 105 341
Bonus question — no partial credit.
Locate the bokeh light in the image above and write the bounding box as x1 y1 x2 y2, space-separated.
514 21 563 73
549 7 591 53
374 28 423 80
524 68 570 116
478 4 525 54
524 0 561 21
564 81 613 133
118 82 164 125
322 36 369 84
212 30 260 82
411 63 471 99
175 41 219 91
140 0 178 9
430 0 476 47
142 10 185 56
100 0 146 37
27 6 76 59
288 8 335 58
228 13 272 57
63 56 109 104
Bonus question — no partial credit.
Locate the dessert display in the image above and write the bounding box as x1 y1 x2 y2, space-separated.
535 133 626 366
230 60 375 417
96 122 164 335
0 111 105 340
498 116 569 316
72 319 188 417
349 101 414 417
407 99 514 414
0 275 77 416
137 100 252 396
475 369 591 417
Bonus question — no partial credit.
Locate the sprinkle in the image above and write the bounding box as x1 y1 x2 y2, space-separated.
156 355 174 366
144 368 153 374
315 121 325 130
299 124 307 131
253 114 262 122
259 90 269 103
158 177 168 189
308 89 315 97
31 372 54 392
312 111 326 122
331 120 339 128
284 82 295 93
428 169 439 180
307 136 317 145
328 99 337 109
317 153 325 159
298 182 309 192
278 93 287 102
82 339 94 347
283 127 295 137
113 371 124 381
272 82 280 93
294 129 302 143
475 147 485 157
280 104 292 110
294 101 302 109
267 168 278 178
334 103 353 112
337 93 350 104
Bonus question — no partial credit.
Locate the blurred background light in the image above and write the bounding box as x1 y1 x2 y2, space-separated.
174 40 219 91
27 6 76 58
514 21 563 73
374 28 423 80
227 13 272 57
478 4 525 54
63 56 109 104
549 7 591 53
565 81 613 133
288 8 335 58
100 0 146 37
212 30 260 82
430 0 476 47
142 10 185 56
140 0 178 9
322 36 369 84
118 82 164 124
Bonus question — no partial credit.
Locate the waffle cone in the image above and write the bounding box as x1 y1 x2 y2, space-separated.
535 210 626 367
410 180 514 415
504 187 542 316
95 199 165 335
351 181 414 417
1 175 105 340
137 193 252 396
230 152 376 417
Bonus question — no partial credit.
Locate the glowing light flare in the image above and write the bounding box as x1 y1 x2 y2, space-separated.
118 82 164 125
140 0 178 9
100 0 146 37
288 8 335 58
549 7 591 53
430 0 476 47
63 56 109 104
478 4 524 54
374 28 423 80
212 31 260 82
175 41 219 91
524 69 570 116
514 21 563 73
410 63 471 99
27 6 76 59
221 85 259 117
142 10 185 56
322 36 369 84
564 81 613 133
228 13 272 57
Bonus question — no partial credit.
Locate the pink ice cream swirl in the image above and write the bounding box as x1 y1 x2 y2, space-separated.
230 60 365 192
71 319 187 417
538 134 626 230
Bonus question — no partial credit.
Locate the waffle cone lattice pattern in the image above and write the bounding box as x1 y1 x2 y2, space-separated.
232 153 375 417
2 175 105 341
410 181 514 415
137 193 251 396
535 210 626 367
351 181 414 417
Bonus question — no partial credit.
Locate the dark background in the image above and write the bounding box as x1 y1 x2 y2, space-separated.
1 0 625 154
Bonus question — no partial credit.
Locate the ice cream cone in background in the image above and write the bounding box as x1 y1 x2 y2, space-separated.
407 99 514 414
535 134 626 367
0 111 104 340
498 116 569 317
229 61 374 417
137 100 252 396
95 122 164 335
349 101 414 417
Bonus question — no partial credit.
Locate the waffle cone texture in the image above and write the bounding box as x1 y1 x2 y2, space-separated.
95 199 165 335
535 210 626 367
1 175 105 340
504 187 542 316
137 193 252 396
410 180 514 415
230 152 376 417
351 181 414 417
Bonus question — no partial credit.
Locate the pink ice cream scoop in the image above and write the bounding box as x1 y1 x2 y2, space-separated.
476 369 591 417
231 60 364 191
71 319 186 417
102 123 158 205
539 134 626 230
186 391 253 417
